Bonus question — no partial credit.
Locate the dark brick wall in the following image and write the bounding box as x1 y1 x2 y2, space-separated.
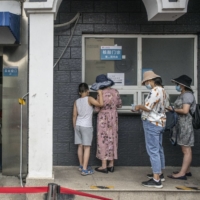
53 0 200 166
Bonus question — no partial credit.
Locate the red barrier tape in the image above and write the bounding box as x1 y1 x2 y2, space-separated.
60 187 111 200
0 187 48 193
0 187 112 200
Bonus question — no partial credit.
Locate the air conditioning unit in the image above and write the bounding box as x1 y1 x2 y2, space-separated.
142 0 189 21
0 1 21 45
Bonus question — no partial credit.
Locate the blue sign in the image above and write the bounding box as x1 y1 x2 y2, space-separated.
3 67 18 77
100 46 122 60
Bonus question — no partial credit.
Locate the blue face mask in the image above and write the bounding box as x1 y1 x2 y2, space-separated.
145 83 152 90
176 85 182 92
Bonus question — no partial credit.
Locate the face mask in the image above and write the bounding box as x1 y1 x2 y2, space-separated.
176 85 182 92
145 83 152 90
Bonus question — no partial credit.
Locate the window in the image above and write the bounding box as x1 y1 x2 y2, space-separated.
82 35 197 113
84 38 137 86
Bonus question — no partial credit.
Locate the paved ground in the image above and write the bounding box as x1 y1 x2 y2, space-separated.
0 173 26 200
54 166 200 190
0 166 200 199
53 166 200 200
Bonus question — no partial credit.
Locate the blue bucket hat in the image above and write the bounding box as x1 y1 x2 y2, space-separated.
90 74 114 91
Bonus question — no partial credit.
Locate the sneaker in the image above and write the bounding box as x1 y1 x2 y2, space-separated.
81 169 94 176
142 179 163 189
147 173 165 182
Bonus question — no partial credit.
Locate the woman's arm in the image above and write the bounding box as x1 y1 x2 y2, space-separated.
168 104 190 115
89 90 103 107
73 102 78 129
135 105 150 112
116 90 122 108
135 89 159 112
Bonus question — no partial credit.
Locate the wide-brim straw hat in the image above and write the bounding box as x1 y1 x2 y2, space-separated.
171 75 193 91
141 71 161 85
90 74 114 91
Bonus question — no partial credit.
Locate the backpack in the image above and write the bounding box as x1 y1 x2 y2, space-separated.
190 104 200 129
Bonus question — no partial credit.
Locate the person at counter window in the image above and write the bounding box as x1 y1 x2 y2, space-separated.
134 71 167 189
90 74 122 173
167 75 196 180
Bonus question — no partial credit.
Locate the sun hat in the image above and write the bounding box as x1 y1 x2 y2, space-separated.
90 74 114 91
141 71 161 85
171 75 193 91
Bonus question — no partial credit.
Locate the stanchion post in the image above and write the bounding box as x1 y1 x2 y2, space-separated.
47 183 60 200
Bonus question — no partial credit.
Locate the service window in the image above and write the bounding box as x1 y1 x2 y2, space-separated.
84 38 137 86
82 35 197 113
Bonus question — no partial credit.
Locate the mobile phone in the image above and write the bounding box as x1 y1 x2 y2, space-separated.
131 104 135 110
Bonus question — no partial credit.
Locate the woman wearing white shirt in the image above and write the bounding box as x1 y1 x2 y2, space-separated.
135 71 167 189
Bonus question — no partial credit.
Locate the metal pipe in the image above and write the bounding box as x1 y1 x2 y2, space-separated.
47 183 59 200
54 13 80 28
54 13 80 68
19 92 29 187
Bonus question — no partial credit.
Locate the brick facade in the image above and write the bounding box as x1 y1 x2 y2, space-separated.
53 0 200 166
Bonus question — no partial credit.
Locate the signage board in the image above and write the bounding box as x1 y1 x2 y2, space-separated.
107 73 124 86
3 67 18 77
101 46 122 60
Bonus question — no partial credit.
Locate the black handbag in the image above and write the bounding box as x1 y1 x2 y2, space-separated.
165 105 178 132
165 104 178 146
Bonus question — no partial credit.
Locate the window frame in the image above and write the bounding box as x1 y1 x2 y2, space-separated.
82 34 198 113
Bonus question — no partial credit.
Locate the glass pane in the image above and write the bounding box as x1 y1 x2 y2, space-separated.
169 94 179 106
120 94 134 106
142 38 194 85
85 38 137 85
89 92 133 107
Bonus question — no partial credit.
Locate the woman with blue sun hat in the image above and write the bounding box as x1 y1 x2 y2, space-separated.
91 74 122 174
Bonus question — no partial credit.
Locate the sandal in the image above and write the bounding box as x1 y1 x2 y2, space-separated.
81 169 94 176
78 165 83 171
79 165 92 171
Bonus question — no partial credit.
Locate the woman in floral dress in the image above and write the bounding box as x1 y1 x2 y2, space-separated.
90 74 122 173
94 87 122 173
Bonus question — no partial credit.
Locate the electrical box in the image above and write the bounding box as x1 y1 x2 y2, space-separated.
0 1 21 44
142 0 189 21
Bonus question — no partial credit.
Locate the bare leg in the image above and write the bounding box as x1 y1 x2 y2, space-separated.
186 166 190 173
77 144 83 167
108 160 114 167
173 146 192 177
153 174 160 180
83 146 90 170
98 160 107 169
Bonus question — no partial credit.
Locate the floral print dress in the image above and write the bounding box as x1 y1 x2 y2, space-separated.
172 92 195 146
95 88 122 161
